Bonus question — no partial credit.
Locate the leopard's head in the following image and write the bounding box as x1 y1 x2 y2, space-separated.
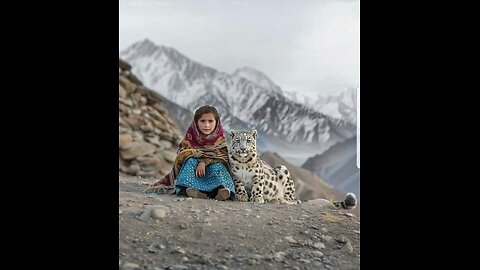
229 129 258 162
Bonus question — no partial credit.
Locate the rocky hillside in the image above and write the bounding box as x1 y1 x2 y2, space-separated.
119 58 183 179
119 174 360 270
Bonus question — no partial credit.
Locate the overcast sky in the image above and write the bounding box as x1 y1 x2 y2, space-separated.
119 0 359 96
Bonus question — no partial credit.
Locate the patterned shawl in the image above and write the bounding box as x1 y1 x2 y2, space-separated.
147 119 231 194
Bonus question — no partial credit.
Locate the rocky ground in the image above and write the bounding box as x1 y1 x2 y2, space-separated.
119 174 360 270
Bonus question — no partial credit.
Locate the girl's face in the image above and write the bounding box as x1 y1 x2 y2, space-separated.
197 113 216 135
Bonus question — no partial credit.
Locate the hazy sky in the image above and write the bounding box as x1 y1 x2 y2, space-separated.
119 0 359 96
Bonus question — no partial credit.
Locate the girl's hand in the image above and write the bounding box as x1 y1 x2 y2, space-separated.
195 160 206 178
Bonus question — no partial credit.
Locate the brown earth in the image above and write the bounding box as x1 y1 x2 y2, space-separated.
119 173 360 270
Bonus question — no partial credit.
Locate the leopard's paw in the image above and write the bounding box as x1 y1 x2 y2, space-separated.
252 196 265 204
235 194 248 202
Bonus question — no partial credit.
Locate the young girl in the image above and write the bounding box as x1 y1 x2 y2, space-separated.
149 105 235 200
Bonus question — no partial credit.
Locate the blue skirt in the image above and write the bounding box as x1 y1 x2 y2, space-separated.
175 157 235 199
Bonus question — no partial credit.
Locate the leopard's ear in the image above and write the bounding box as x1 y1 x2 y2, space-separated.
250 129 257 139
230 129 237 139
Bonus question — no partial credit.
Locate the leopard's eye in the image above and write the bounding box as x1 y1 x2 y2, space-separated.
247 139 251 143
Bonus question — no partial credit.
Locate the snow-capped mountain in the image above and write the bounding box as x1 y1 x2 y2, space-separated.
284 87 357 125
232 67 283 94
120 39 356 160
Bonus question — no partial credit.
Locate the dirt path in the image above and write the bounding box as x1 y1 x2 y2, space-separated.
119 174 360 270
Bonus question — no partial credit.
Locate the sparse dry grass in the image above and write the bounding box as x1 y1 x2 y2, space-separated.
322 212 338 222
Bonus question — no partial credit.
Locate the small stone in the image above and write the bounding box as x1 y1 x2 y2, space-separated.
174 247 186 254
223 254 233 259
342 242 354 253
322 235 334 243
291 249 301 260
251 254 264 260
151 207 168 219
159 244 166 249
168 265 188 270
122 262 140 269
311 250 324 257
313 242 326 249
344 212 354 217
353 230 360 234
321 227 328 233
148 245 157 253
273 251 286 262
284 236 297 244
306 199 336 208
119 210 123 215
336 236 349 244
237 232 246 238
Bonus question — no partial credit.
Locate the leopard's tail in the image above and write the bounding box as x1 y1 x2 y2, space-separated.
333 193 357 210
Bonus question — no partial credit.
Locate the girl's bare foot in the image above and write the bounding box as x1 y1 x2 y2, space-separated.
215 188 230 201
186 188 208 199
